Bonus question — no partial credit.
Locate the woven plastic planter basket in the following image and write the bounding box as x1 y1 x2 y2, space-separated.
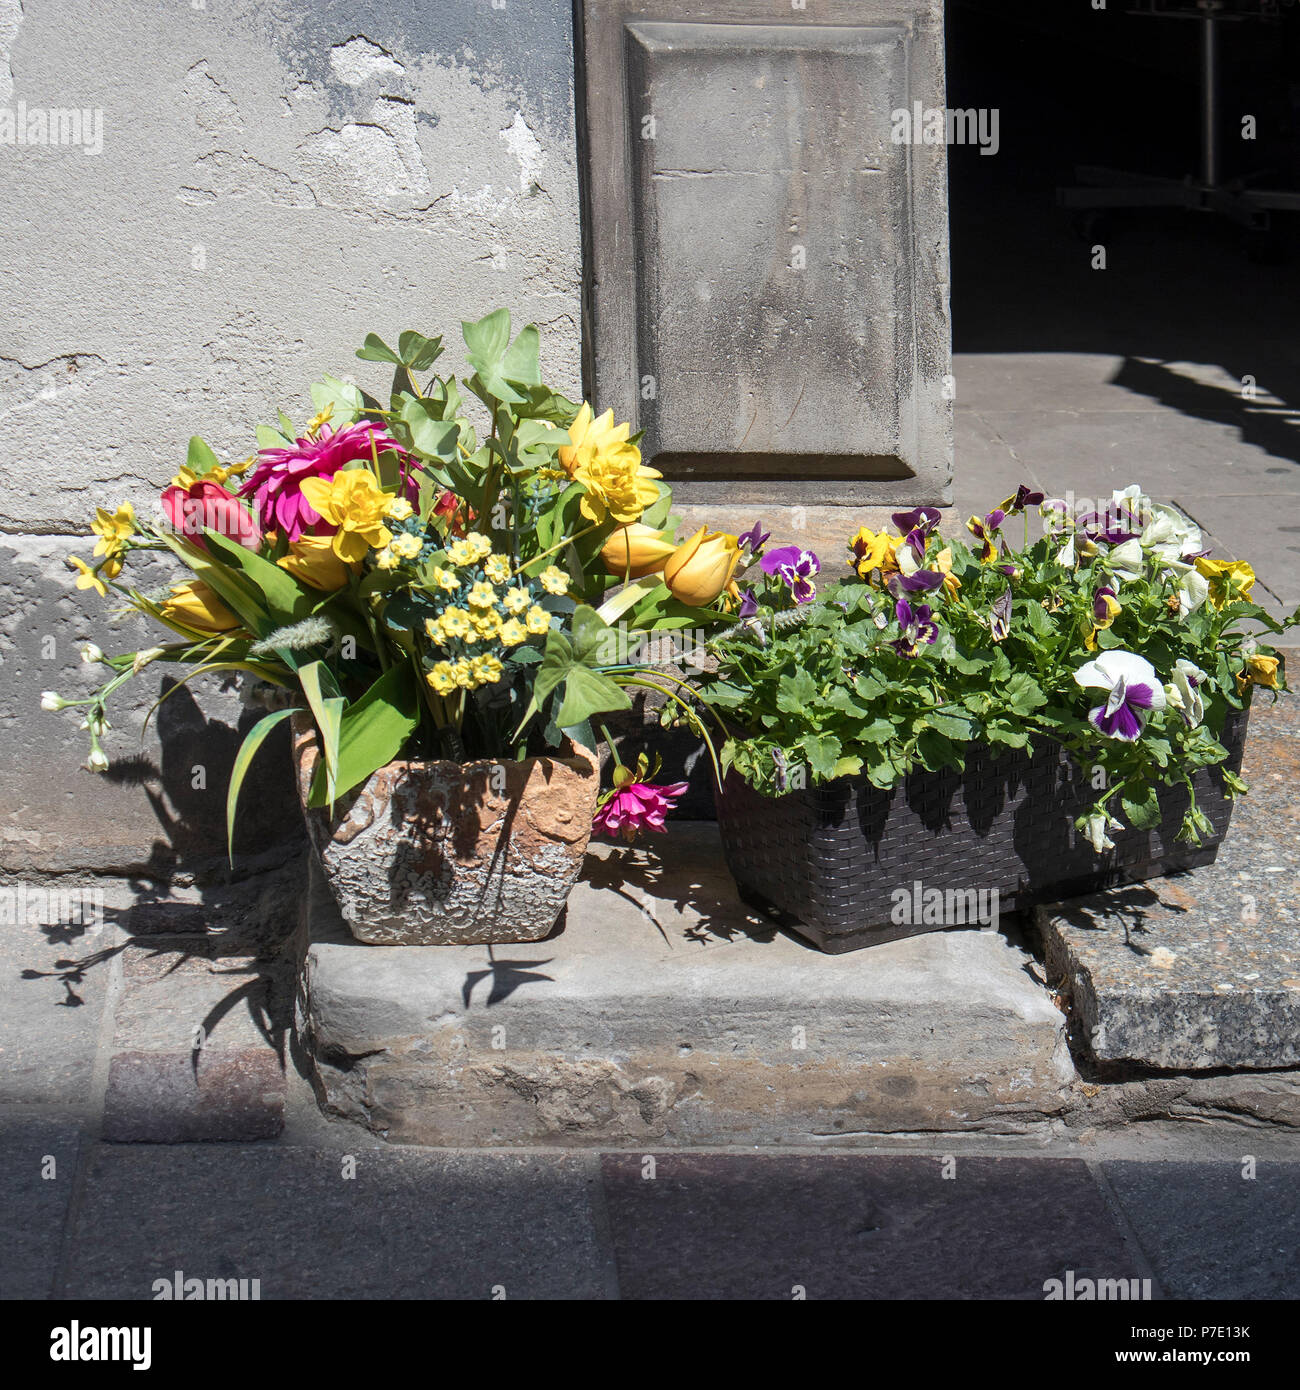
714 708 1249 953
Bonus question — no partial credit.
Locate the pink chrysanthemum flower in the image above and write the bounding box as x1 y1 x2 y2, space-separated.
239 422 414 541
593 778 689 841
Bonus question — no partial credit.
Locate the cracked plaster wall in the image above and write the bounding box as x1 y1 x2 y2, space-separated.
0 0 581 871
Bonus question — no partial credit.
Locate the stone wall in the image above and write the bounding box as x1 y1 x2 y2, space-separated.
0 0 582 874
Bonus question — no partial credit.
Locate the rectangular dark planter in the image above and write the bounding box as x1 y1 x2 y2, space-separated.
714 708 1249 953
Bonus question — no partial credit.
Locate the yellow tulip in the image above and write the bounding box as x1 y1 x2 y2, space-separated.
663 527 741 607
277 534 358 591
158 579 242 633
601 523 677 579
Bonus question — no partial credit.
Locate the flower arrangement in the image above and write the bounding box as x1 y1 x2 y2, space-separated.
48 310 766 845
699 485 1294 853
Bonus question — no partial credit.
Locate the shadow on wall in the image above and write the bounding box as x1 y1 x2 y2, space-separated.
20 678 306 1059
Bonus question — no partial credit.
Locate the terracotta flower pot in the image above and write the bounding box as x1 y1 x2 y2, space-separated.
291 715 599 945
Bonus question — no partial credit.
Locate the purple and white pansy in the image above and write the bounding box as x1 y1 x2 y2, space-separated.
1073 650 1167 741
759 545 820 604
892 597 938 659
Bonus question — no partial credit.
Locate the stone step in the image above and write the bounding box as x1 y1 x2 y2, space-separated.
296 826 1077 1146
1039 692 1300 1072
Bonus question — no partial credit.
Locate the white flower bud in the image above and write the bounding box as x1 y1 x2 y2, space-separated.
79 642 105 664
40 691 66 711
86 747 110 773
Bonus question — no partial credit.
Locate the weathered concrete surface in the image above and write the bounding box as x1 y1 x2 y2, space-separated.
0 0 581 869
1040 693 1300 1073
298 824 1076 1145
581 0 952 506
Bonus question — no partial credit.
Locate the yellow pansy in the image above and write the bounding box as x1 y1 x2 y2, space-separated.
934 546 960 598
1238 653 1280 694
484 553 512 584
426 662 457 696
1195 557 1256 611
539 565 570 595
298 470 392 563
500 617 527 647
467 580 497 610
158 579 242 634
278 533 358 591
67 556 108 597
525 604 551 635
503 586 531 615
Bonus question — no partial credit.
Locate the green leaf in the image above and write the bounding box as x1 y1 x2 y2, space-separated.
1004 672 1047 716
401 396 460 460
299 661 345 808
799 732 842 780
462 308 511 364
187 436 220 476
308 663 419 807
555 666 631 729
500 323 541 387
399 330 444 372
356 333 403 366
202 529 316 628
777 669 817 714
227 707 298 862
310 375 363 427
922 709 979 741
1120 783 1162 831
858 716 896 744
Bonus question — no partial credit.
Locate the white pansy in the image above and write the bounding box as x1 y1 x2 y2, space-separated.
1165 658 1206 728
1174 569 1209 617
1082 809 1123 853
1056 533 1077 569
1140 502 1203 564
1106 538 1145 584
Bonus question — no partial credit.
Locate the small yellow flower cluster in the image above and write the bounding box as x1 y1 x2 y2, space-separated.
421 536 554 694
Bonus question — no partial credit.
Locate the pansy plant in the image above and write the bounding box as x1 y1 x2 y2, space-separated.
696 484 1296 853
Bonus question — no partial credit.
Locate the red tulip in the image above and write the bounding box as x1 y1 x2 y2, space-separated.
162 481 261 551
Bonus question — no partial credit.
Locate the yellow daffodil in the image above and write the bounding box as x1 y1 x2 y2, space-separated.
278 533 357 591
298 470 392 563
663 527 741 607
91 503 135 574
1195 557 1255 611
539 564 570 595
525 604 551 636
426 662 457 696
561 402 662 524
1238 653 1280 694
500 617 527 647
503 586 531 615
471 653 504 685
484 553 512 584
158 579 242 634
601 523 676 579
67 556 108 597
